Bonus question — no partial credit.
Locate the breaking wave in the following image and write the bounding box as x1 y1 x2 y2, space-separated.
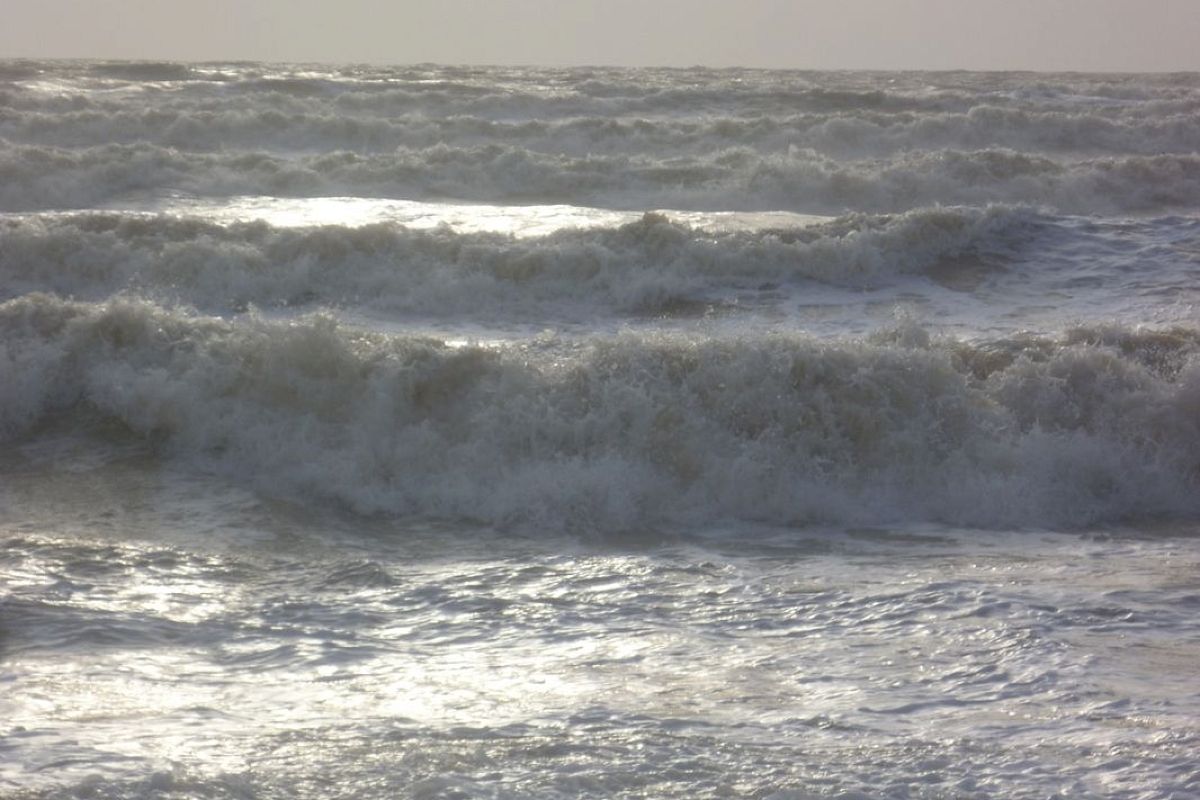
5 63 1198 164
4 294 1198 531
0 205 1039 313
3 142 1199 214
4 103 1199 158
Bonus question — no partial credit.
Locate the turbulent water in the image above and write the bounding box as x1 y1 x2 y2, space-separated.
2 61 1200 799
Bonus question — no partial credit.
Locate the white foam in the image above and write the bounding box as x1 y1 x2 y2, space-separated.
4 139 1199 216
0 205 1034 321
3 294 1198 531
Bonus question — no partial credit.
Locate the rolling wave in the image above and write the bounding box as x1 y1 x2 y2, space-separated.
3 102 1198 159
0 205 1038 313
6 62 1198 216
5 294 1198 531
3 141 1199 214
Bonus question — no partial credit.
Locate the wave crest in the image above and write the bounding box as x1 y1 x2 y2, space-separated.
0 205 1038 314
4 141 1196 214
4 294 1198 531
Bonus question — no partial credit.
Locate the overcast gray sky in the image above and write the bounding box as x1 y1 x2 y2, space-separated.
2 0 1197 71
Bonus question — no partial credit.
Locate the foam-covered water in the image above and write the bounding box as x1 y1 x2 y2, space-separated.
2 62 1199 799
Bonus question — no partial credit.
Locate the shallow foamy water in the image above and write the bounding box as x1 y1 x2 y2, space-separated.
3 452 1198 799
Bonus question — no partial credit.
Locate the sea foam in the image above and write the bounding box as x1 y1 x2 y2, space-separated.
4 294 1197 531
3 141 1199 214
0 205 1038 314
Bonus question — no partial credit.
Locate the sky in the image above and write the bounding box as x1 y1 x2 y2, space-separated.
2 0 1198 71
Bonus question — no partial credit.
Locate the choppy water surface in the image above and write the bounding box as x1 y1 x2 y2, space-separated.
2 62 1200 798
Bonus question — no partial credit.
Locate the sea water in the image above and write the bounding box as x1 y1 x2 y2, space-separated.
1 62 1199 799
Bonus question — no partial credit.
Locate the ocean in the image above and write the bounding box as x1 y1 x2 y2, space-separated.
1 61 1199 799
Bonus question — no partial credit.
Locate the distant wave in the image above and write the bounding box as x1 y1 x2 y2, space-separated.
86 61 198 82
4 62 1195 160
0 206 1039 313
3 141 1199 214
4 294 1198 531
6 62 1198 215
4 103 1198 158
7 62 1195 117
